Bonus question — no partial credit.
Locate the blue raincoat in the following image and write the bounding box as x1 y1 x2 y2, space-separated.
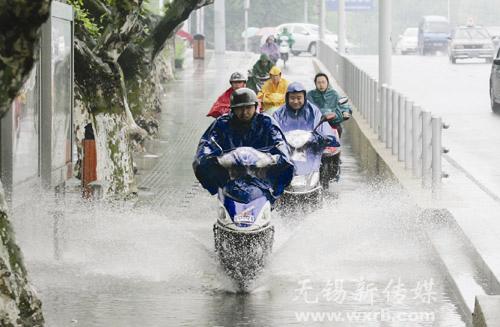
193 113 294 203
273 82 340 175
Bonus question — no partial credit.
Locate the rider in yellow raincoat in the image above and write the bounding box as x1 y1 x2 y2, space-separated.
258 66 289 115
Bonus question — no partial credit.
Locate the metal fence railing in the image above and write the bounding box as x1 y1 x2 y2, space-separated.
318 41 449 190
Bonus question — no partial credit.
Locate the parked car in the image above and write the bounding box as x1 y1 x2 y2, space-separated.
272 23 352 56
486 26 500 51
490 48 500 112
448 25 495 64
418 16 451 55
395 27 418 55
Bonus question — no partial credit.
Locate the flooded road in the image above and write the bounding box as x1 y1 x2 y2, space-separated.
13 53 464 326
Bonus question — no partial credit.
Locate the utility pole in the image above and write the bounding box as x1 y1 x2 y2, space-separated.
379 0 392 86
338 0 346 54
200 7 205 35
304 0 308 23
214 0 226 54
447 0 451 24
244 0 250 54
318 0 326 57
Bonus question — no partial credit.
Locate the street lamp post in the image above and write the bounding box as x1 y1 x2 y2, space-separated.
379 0 392 86
214 0 226 54
447 0 451 23
244 0 250 54
304 0 308 23
338 0 346 54
318 0 325 58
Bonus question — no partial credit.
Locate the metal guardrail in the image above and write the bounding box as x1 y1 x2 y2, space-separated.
318 42 449 190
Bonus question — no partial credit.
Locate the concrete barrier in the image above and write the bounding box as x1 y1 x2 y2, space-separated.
473 296 500 327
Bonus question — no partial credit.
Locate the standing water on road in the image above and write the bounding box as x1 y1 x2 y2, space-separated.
12 55 464 326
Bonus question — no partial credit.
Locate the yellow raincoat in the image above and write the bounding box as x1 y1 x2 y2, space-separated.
258 78 289 113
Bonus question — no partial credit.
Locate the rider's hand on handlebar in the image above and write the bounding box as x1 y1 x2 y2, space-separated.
255 153 279 168
217 153 234 168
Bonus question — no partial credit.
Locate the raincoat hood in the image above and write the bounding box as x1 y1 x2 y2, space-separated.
251 54 274 78
259 53 270 63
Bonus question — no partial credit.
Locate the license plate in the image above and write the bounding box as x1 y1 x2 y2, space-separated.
234 207 255 224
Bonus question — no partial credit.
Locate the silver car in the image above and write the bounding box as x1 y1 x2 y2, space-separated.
273 23 351 56
490 48 500 112
395 27 418 55
448 25 495 64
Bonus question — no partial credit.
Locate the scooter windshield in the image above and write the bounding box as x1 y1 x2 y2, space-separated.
222 147 272 203
285 130 322 176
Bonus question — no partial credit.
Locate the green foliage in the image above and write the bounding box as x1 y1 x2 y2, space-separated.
175 38 186 59
67 0 102 37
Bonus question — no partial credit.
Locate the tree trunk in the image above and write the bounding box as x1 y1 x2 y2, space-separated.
0 0 51 117
72 0 213 197
0 182 44 327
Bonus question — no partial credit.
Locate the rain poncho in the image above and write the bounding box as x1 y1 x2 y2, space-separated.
206 87 233 118
258 77 289 112
250 54 274 78
193 113 294 203
307 87 352 127
277 29 295 48
260 40 280 63
273 82 339 174
247 54 274 93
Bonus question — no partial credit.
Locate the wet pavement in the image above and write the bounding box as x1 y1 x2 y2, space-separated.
13 52 465 326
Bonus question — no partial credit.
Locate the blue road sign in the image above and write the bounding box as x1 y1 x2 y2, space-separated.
326 0 375 11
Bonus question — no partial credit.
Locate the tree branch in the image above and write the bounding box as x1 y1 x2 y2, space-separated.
150 0 214 58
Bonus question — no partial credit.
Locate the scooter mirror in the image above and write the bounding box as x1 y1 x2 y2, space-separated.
338 97 349 105
314 113 337 131
322 113 337 123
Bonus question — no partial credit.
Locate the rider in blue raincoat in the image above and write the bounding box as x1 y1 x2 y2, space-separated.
272 82 340 175
193 88 294 204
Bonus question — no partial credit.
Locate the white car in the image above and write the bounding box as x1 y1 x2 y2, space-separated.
395 27 418 55
270 23 350 56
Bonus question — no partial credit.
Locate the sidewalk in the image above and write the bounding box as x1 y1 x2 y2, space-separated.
133 51 257 212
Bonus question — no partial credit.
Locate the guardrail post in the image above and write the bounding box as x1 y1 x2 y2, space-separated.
362 73 367 118
412 106 422 178
366 76 370 121
354 67 358 109
379 85 387 142
392 92 399 156
398 95 406 161
422 111 432 188
369 78 373 126
372 80 378 133
364 75 368 120
432 116 443 190
386 88 393 149
404 100 413 170
369 79 374 129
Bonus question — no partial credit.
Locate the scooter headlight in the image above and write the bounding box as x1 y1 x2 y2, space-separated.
291 175 307 188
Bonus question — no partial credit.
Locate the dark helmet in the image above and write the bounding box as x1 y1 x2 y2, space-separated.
229 71 247 83
230 88 258 109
